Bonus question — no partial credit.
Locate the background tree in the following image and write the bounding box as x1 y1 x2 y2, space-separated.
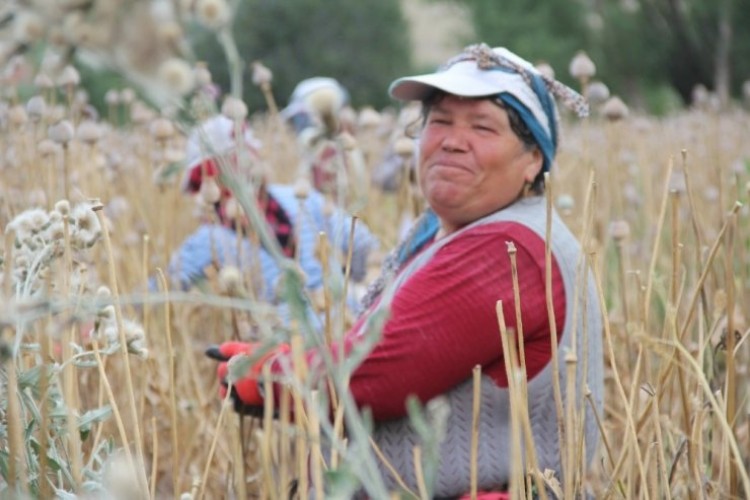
452 0 750 110
190 0 412 113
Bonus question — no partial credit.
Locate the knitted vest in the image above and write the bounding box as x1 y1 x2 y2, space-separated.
369 197 603 497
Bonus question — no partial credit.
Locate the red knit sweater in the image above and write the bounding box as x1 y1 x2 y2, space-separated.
337 221 566 421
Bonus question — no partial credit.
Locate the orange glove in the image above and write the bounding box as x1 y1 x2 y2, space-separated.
207 341 290 415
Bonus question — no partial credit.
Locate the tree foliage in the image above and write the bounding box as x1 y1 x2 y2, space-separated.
191 0 412 113
454 0 750 109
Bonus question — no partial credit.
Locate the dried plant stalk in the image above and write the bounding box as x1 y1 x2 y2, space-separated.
95 208 149 495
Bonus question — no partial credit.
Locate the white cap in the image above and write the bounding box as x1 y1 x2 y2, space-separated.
388 46 553 142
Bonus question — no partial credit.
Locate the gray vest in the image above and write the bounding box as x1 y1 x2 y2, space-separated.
370 197 604 497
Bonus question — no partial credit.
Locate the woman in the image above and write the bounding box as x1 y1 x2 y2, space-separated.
212 43 603 497
164 114 377 325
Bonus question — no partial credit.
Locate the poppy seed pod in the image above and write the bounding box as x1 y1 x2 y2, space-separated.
602 96 629 121
251 61 273 87
26 96 47 122
569 51 596 82
306 85 346 120
38 139 60 157
218 266 245 297
104 89 120 106
337 131 357 151
158 58 195 96
196 0 230 29
150 117 175 141
58 65 81 88
48 105 66 123
556 194 575 213
358 107 381 128
34 73 54 90
55 200 70 217
221 96 247 120
535 62 555 80
585 81 610 106
77 119 103 144
223 197 241 219
194 62 212 87
48 120 75 144
131 102 155 124
8 105 28 126
13 11 45 44
199 176 222 205
120 88 135 105
608 220 631 241
393 136 415 158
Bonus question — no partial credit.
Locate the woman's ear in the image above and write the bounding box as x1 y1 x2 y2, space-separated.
523 148 544 184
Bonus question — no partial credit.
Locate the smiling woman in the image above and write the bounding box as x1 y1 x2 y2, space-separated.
209 43 603 498
418 94 543 233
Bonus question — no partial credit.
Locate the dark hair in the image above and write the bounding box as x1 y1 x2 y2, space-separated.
411 90 545 194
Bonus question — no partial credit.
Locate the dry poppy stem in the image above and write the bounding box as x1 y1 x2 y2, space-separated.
256 425 275 500
330 378 348 469
290 334 310 500
340 215 358 332
543 172 566 473
279 384 291 498
308 390 325 500
2 232 25 496
198 392 234 500
37 310 52 500
496 302 526 498
369 436 418 497
563 351 578 500
150 416 158 500
90 338 137 486
61 210 83 489
649 391 672 500
678 202 742 341
507 242 526 372
671 340 750 495
591 255 649 493
5 356 27 496
261 363 276 500
470 364 481 500
643 156 675 325
155 269 180 497
95 209 149 496
681 150 711 332
502 245 548 498
413 446 428 500
723 211 738 497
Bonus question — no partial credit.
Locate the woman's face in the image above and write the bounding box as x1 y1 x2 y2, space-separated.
418 94 543 234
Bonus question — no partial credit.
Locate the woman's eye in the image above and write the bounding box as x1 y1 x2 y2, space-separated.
474 124 495 133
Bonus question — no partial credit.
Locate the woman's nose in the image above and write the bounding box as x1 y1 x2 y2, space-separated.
440 125 468 152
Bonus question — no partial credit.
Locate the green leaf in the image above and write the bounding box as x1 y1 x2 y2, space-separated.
78 406 113 439
324 466 361 499
226 354 254 384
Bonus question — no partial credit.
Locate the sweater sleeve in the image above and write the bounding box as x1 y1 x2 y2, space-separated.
345 221 565 421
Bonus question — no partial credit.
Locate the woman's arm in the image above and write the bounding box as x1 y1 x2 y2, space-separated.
344 222 565 420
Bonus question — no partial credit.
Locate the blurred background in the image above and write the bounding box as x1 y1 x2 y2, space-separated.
2 0 749 116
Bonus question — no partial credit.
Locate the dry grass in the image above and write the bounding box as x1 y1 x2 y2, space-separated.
1 53 750 500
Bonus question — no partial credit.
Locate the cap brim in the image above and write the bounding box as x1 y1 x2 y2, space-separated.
389 72 504 101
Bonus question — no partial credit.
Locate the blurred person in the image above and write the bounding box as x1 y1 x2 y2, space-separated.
281 77 368 204
162 114 378 325
209 43 603 497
